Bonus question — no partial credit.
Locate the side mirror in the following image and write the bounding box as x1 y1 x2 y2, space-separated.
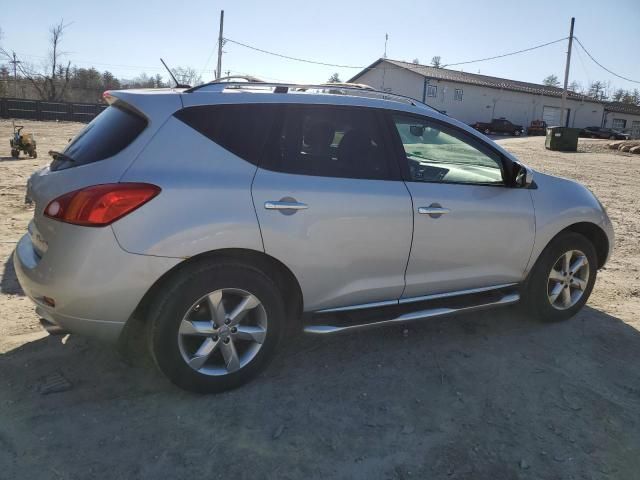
514 163 534 188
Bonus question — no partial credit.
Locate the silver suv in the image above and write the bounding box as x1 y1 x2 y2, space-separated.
14 82 614 393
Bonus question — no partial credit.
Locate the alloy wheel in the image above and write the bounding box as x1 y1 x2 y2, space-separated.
547 250 590 310
178 288 267 375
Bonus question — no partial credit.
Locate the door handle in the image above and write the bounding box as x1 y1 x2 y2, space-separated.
418 203 450 218
264 201 309 211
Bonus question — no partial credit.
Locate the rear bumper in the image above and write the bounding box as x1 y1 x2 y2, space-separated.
13 225 180 343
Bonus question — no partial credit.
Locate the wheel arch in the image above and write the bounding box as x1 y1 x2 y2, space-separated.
562 222 610 269
131 248 304 330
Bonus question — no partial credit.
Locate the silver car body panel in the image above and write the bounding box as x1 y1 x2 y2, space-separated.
14 220 179 341
113 117 264 257
13 86 614 342
524 172 614 273
252 170 413 311
402 182 535 298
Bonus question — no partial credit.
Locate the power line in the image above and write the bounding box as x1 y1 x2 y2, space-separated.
443 37 568 67
224 36 569 71
224 38 366 69
574 37 640 85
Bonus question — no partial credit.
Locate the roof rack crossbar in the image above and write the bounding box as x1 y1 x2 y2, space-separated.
185 81 438 112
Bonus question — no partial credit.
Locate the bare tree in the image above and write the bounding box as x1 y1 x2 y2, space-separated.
171 67 202 87
327 72 341 83
588 81 608 101
568 80 583 94
431 56 442 68
412 58 420 65
543 74 560 87
612 88 625 102
1 19 72 101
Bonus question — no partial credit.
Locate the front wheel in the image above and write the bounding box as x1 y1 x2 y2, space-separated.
514 129 522 136
522 232 597 322
148 261 285 393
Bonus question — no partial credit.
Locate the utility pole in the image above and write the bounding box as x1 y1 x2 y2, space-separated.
560 17 575 127
10 51 21 98
216 10 224 80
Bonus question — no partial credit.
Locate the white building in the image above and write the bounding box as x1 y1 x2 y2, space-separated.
349 58 607 129
603 102 640 138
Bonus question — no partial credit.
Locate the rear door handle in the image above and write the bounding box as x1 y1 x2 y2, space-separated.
264 201 309 210
418 203 450 218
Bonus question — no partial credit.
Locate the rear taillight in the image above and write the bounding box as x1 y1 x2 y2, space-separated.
44 183 160 227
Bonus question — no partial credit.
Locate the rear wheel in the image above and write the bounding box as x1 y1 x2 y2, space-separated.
11 149 19 159
522 232 597 322
148 261 285 393
514 129 521 136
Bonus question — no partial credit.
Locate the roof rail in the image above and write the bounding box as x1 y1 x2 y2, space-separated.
185 81 439 112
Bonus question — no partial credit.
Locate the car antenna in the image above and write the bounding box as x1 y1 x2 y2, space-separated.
160 58 191 88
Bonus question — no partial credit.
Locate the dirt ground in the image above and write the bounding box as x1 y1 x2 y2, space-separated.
1 119 639 480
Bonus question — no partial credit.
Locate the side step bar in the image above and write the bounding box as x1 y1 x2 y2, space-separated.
304 291 520 335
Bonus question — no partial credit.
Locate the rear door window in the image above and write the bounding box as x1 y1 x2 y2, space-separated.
52 103 147 171
261 105 395 180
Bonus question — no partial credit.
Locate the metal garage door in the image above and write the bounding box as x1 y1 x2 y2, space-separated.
543 106 561 126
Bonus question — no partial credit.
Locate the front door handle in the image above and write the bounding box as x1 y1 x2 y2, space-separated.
418 203 450 218
264 200 309 211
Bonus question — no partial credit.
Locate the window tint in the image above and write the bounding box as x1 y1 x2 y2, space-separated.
392 114 503 185
262 106 391 180
174 104 280 165
52 104 147 171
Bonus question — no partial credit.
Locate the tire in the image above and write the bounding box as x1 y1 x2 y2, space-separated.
148 260 286 393
484 128 491 135
522 232 597 322
514 130 521 136
609 135 616 140
11 149 19 159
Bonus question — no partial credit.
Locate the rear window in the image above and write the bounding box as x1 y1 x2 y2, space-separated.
52 104 147 171
173 104 280 166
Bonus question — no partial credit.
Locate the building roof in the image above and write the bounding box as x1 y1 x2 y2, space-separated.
604 101 640 115
349 58 601 104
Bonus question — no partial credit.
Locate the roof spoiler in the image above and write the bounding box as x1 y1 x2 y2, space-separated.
102 89 184 123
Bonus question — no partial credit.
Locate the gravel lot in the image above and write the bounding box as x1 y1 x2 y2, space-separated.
1 120 639 479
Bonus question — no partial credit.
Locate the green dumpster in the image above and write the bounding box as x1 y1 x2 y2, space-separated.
545 127 581 152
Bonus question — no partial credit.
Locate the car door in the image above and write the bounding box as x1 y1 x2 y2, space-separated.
386 112 535 299
252 104 413 311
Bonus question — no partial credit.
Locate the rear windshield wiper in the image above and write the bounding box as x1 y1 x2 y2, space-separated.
48 150 75 164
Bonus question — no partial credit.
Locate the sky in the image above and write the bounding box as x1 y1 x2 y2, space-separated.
1 0 639 92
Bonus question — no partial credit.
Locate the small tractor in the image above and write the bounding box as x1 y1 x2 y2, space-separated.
10 122 37 159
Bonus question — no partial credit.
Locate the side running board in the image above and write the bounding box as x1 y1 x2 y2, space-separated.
304 290 520 335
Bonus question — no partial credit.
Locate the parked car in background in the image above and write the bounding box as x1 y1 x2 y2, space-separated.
580 126 630 140
14 82 613 393
473 118 525 136
527 120 548 136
